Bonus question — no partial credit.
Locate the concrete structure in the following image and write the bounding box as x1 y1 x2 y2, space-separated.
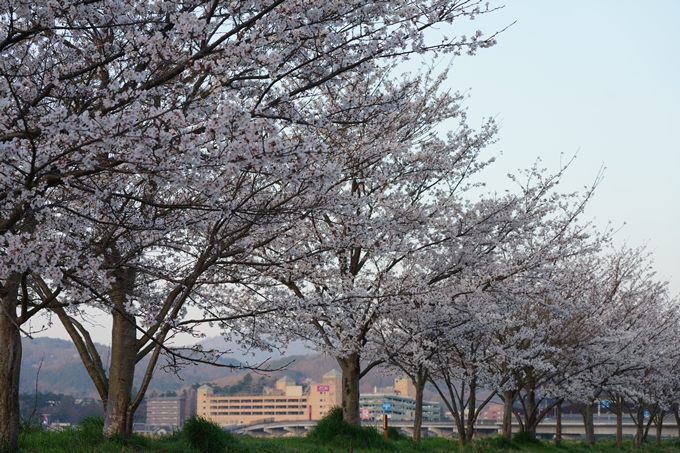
478 403 504 421
359 376 441 422
394 376 417 398
146 390 196 430
196 370 342 426
233 417 680 439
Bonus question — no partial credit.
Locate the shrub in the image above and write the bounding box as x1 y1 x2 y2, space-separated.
182 415 237 453
77 416 104 444
484 435 517 450
306 406 387 449
387 426 407 441
513 430 541 445
19 417 43 435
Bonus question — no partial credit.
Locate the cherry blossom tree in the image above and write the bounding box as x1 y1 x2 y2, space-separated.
376 165 607 443
225 66 501 426
484 244 680 446
1 0 503 445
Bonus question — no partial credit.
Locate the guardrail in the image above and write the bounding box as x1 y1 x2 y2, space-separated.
232 416 680 439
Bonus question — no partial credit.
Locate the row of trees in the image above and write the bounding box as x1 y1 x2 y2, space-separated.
1 0 676 451
378 244 680 445
1 0 502 449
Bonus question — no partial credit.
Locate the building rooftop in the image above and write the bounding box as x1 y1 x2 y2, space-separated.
323 369 342 378
276 376 297 385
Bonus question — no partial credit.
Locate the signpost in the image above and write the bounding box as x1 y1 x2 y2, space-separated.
382 402 392 412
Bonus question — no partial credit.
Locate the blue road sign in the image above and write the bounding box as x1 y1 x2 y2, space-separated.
644 411 650 418
601 400 610 408
382 402 392 411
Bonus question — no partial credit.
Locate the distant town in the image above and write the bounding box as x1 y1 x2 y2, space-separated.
145 371 443 434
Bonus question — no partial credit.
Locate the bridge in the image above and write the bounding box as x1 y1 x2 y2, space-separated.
232 416 680 439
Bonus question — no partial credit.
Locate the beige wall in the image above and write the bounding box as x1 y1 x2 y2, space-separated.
394 376 416 398
308 372 342 420
196 387 311 426
196 370 343 426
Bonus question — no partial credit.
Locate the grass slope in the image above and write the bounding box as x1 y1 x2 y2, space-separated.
17 429 680 453
15 413 680 453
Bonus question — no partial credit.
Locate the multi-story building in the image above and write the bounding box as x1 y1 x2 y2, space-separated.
196 370 342 426
146 390 196 430
478 403 504 421
359 376 441 422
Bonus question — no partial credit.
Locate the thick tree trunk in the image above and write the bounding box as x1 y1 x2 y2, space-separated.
337 353 361 427
635 406 645 445
502 390 514 440
412 370 425 444
524 384 537 438
673 406 680 439
581 403 595 446
654 410 665 446
464 380 477 443
615 396 623 447
554 400 562 445
0 276 21 451
103 307 138 437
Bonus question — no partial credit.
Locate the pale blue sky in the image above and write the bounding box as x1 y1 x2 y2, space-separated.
433 1 680 295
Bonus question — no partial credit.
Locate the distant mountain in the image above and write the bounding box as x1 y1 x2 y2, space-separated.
20 337 441 403
20 337 242 397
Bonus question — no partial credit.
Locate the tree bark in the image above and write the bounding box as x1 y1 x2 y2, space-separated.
673 405 680 439
581 402 595 446
654 410 665 446
53 308 109 406
103 305 138 437
615 396 623 448
412 369 425 444
554 399 562 445
523 382 537 438
337 353 361 427
0 275 21 451
502 390 514 440
464 379 477 443
635 405 645 445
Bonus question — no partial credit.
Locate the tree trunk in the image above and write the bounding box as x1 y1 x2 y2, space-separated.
673 405 680 439
581 402 595 446
615 396 623 448
635 406 645 445
502 390 514 440
412 370 425 444
524 384 537 438
53 307 109 406
103 307 138 437
0 276 21 451
337 353 361 427
464 380 477 443
654 410 665 446
554 400 562 445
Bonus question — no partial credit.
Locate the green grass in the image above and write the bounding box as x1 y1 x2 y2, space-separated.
183 415 239 453
14 417 680 453
17 416 195 453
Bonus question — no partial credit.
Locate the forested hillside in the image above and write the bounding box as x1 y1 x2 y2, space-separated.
21 337 240 397
21 337 413 399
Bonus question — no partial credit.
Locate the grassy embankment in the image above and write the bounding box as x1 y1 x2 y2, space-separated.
15 412 680 453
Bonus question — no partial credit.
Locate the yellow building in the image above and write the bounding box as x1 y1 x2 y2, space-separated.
196 370 342 426
394 375 417 398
